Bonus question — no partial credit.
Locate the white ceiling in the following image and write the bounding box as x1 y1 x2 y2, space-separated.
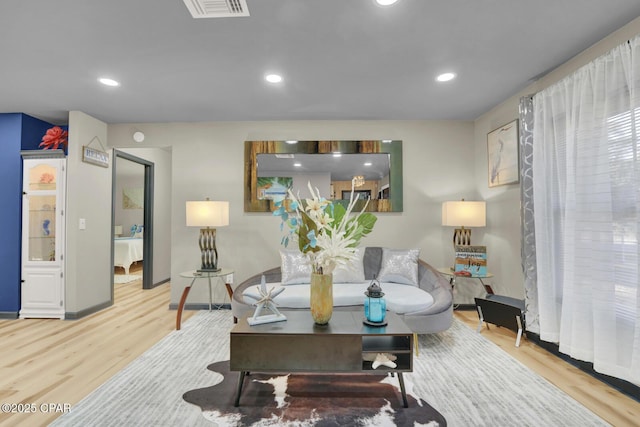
2 0 640 125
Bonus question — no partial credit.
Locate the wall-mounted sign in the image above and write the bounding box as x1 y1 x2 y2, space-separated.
82 146 109 168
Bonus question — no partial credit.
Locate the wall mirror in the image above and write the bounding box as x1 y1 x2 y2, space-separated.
244 140 403 212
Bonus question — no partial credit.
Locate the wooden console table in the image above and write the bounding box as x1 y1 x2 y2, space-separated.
230 310 413 407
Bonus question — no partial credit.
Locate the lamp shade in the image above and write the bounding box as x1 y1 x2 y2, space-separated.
186 200 229 227
442 201 486 227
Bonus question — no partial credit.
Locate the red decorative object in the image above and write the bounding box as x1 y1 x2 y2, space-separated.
39 126 68 150
39 173 55 184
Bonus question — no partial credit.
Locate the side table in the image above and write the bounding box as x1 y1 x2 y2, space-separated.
176 268 234 330
437 267 494 309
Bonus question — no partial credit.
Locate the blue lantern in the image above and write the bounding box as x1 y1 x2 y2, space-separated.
364 276 386 326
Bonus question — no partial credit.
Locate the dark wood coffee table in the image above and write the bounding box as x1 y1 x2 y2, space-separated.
230 310 413 407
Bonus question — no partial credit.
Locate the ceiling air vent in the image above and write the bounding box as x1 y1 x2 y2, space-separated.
183 0 249 18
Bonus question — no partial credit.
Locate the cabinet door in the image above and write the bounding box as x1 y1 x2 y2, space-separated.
25 194 58 262
21 156 66 319
22 159 65 267
19 267 64 319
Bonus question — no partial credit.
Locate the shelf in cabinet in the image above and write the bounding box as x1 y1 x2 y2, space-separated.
362 335 411 353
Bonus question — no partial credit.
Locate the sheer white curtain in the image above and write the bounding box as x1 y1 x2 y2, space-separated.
532 36 640 385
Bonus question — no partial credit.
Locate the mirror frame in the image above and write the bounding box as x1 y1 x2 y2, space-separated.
244 140 403 212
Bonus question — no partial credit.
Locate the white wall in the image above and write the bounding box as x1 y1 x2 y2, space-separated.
66 111 112 314
107 120 475 305
114 161 144 234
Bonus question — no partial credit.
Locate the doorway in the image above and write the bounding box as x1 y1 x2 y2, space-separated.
111 150 154 293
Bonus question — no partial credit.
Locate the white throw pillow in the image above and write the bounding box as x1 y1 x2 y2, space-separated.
332 247 366 283
280 249 312 285
377 248 420 286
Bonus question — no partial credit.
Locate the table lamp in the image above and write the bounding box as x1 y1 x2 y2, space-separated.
186 199 229 272
441 199 486 246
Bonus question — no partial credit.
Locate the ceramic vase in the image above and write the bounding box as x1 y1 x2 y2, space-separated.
310 272 333 325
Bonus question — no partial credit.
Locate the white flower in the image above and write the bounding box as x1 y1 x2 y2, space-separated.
274 180 377 275
315 212 334 230
313 231 357 275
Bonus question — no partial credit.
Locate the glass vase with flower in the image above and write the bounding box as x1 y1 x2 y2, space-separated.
274 180 377 325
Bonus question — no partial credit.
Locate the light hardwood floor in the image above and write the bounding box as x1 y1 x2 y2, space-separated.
0 271 196 426
1 278 638 426
456 309 640 427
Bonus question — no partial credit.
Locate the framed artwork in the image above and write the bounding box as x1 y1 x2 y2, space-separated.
256 177 293 202
123 187 144 209
487 119 519 187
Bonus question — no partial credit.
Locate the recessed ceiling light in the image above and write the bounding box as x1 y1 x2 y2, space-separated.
265 74 283 83
364 162 372 166
436 72 456 82
98 77 120 87
293 162 302 167
285 140 298 144
376 0 399 5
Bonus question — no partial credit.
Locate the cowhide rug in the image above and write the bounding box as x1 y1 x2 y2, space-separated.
183 360 446 426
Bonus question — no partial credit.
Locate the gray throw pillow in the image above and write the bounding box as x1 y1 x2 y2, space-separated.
377 248 420 286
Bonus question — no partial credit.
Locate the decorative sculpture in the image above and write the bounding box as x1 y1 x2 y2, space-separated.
42 219 51 236
245 275 287 325
362 352 398 369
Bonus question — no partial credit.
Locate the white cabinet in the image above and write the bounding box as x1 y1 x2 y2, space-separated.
20 151 66 319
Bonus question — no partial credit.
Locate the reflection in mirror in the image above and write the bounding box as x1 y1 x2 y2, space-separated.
257 153 390 200
244 140 403 212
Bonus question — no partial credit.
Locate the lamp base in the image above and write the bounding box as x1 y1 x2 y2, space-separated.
453 227 472 246
198 227 220 273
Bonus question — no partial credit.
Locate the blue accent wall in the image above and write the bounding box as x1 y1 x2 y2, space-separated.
21 115 54 151
0 113 55 316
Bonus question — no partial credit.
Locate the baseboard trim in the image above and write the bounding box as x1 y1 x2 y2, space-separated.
0 311 19 319
152 277 169 288
66 300 113 320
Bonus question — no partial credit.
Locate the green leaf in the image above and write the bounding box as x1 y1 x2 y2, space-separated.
298 211 320 253
357 212 377 235
345 213 377 247
332 202 346 224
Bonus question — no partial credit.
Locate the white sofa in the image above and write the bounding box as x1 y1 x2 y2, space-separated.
231 247 454 334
